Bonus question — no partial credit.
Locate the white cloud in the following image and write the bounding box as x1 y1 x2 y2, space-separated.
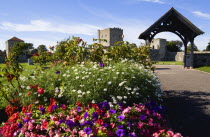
0 20 101 35
192 11 210 19
137 0 165 4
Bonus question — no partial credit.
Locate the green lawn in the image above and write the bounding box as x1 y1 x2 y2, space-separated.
195 66 210 73
154 61 183 65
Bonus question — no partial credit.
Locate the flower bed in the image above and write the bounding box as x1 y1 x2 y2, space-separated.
0 100 182 137
3 61 162 107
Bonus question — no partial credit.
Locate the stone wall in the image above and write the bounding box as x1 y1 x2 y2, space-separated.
150 50 184 61
98 29 110 46
194 52 210 67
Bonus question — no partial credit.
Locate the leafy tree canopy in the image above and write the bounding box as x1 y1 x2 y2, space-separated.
187 44 199 52
166 40 183 52
37 45 48 53
205 42 210 51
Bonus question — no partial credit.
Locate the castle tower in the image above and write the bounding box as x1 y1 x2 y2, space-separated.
6 37 24 56
98 27 123 46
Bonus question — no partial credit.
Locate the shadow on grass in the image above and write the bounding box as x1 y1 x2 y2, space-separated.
163 90 210 137
155 68 171 70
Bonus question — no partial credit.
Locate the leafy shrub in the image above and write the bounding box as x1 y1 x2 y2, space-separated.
32 37 154 70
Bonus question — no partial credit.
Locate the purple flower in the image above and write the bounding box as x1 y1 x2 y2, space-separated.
39 106 45 114
102 123 108 127
66 120 74 128
99 63 105 67
77 106 81 112
140 115 147 120
84 112 88 118
109 109 116 114
129 132 137 137
59 119 65 123
98 102 110 110
56 71 60 74
92 112 98 121
81 120 93 126
23 119 29 123
116 129 126 137
117 125 124 129
56 89 61 93
18 123 23 128
117 115 125 122
52 105 57 110
84 127 92 135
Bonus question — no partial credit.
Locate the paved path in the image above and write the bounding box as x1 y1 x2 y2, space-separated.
155 65 210 137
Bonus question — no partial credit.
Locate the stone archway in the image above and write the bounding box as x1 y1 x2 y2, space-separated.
139 7 204 68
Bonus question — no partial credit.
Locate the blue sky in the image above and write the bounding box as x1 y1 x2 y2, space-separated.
0 0 210 50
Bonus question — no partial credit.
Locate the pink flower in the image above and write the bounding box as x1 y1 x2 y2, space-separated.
153 132 160 137
110 123 115 128
173 133 183 137
107 130 114 136
104 112 110 118
28 122 34 131
49 129 54 137
167 130 174 136
122 107 131 114
37 88 44 94
138 122 144 129
35 125 41 130
79 130 86 137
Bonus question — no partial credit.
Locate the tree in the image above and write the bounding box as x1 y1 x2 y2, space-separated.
166 40 183 52
187 44 199 52
37 45 47 53
30 49 38 55
205 42 210 51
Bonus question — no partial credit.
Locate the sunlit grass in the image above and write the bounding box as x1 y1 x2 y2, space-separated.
154 61 183 65
195 66 210 73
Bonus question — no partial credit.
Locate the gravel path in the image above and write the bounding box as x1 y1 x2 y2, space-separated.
155 65 210 137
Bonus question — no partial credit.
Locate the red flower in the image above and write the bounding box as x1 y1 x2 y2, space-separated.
61 104 67 110
75 115 82 121
5 62 9 66
96 109 103 115
30 84 39 89
78 38 83 42
22 106 27 113
76 101 83 107
33 53 39 56
41 120 48 130
27 91 31 96
47 98 56 113
6 73 15 81
37 88 44 94
96 119 104 125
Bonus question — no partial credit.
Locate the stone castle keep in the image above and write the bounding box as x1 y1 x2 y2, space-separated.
6 37 24 57
98 28 123 46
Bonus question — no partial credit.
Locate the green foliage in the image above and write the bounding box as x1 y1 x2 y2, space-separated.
37 45 48 54
166 40 183 52
0 42 32 108
31 51 52 66
43 37 154 70
205 42 210 51
187 44 199 52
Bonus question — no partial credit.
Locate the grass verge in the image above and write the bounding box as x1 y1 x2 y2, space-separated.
154 61 183 65
195 66 210 73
